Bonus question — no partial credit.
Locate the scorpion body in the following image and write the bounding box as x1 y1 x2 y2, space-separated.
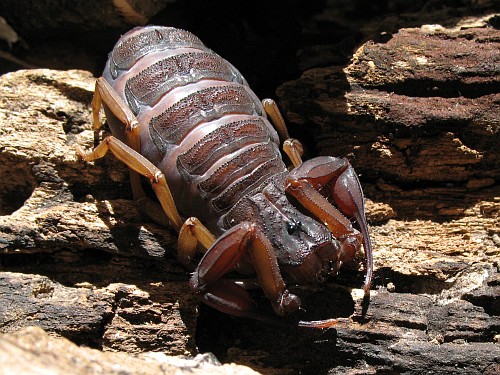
104 27 286 234
80 26 373 327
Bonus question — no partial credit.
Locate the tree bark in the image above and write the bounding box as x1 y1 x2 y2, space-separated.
0 69 197 355
0 326 259 375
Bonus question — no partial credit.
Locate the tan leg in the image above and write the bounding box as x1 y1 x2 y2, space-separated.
262 98 290 141
283 139 304 168
178 217 216 265
77 135 183 231
89 78 174 227
262 98 304 167
93 77 139 135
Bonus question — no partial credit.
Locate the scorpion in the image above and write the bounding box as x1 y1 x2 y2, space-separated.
78 26 373 328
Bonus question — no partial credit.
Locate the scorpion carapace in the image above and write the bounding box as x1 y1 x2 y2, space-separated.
78 25 373 328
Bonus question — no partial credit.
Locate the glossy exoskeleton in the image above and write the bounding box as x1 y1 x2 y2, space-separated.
78 26 373 328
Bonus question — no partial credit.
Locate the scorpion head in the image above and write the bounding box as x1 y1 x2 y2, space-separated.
280 215 344 285
249 181 356 286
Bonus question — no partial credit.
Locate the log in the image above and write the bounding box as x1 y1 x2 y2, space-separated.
0 7 499 375
278 24 499 187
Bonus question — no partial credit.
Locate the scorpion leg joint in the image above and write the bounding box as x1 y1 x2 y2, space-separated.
178 217 216 266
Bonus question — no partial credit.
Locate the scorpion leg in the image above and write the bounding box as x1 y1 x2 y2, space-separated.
262 98 290 141
262 98 303 167
283 139 304 167
177 217 216 266
285 156 373 298
77 135 183 231
91 78 171 226
190 221 301 320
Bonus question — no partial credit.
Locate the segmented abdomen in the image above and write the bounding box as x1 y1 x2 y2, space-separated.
103 26 286 232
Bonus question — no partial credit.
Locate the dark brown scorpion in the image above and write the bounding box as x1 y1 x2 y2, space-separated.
78 26 373 328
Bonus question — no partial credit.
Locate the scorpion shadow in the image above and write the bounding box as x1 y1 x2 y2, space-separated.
196 282 357 374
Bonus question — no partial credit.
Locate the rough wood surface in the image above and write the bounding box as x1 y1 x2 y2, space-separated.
0 65 498 375
0 5 499 375
0 0 173 38
0 326 259 375
275 21 500 293
278 23 499 187
0 69 197 355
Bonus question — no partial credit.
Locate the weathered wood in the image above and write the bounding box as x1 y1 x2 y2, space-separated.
277 24 499 186
274 21 500 287
1 65 498 374
0 271 198 354
195 264 499 374
247 16 500 374
0 69 197 355
0 0 173 39
0 326 260 375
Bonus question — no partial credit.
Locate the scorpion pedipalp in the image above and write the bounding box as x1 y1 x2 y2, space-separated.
286 156 373 300
190 222 301 319
332 162 374 297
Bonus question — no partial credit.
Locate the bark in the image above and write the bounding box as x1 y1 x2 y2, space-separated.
0 0 173 39
0 69 197 355
0 3 499 375
0 326 259 375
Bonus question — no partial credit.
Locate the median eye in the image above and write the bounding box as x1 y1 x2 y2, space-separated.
286 219 301 235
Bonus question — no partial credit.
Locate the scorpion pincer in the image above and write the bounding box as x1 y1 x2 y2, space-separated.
78 25 373 328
